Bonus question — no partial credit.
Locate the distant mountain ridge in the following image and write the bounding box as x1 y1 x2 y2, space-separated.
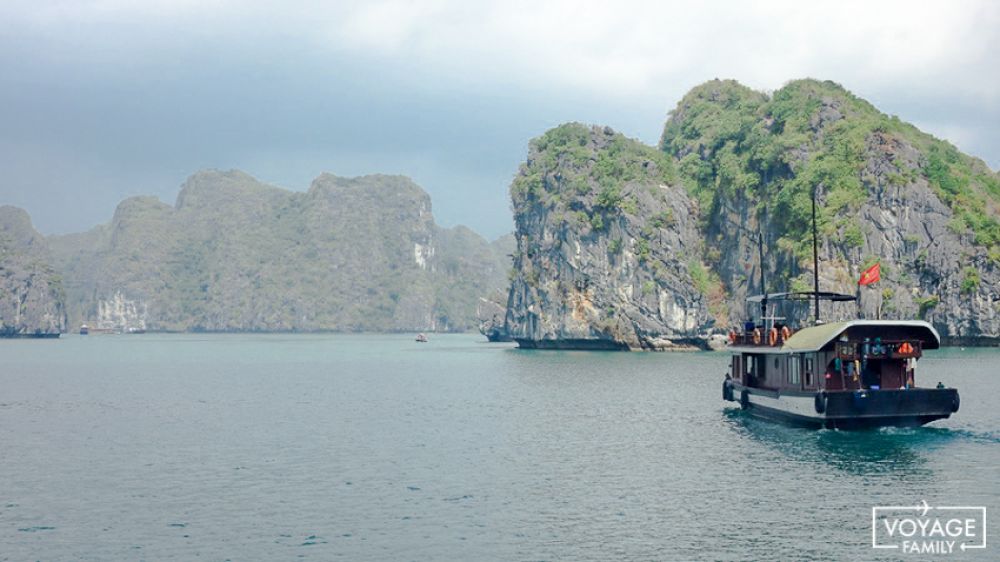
47 170 511 332
505 79 1000 348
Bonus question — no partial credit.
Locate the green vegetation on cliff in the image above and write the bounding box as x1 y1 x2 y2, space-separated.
662 79 1000 263
511 123 678 234
508 78 1000 345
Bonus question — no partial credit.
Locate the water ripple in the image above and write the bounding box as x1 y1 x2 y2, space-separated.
0 334 996 560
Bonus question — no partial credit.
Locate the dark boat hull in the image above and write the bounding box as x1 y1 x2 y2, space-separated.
726 384 959 430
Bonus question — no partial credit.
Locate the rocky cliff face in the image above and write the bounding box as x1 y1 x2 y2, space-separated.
48 170 510 333
507 79 1000 348
0 206 66 336
505 125 714 349
477 288 511 342
94 291 148 332
662 79 1000 343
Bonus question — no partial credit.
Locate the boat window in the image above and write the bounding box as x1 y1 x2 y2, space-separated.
788 356 801 386
746 355 765 381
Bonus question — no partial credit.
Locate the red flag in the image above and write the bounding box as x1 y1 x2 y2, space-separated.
858 262 880 286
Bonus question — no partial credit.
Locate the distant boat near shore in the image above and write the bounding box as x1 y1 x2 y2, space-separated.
79 322 147 335
80 324 117 335
0 331 60 339
415 333 429 343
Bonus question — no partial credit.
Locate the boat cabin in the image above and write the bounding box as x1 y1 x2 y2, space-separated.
729 320 940 393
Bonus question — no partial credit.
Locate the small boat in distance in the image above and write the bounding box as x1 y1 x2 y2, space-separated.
79 325 116 335
415 333 429 343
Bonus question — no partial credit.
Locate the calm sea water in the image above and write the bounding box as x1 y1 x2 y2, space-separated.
1 334 997 561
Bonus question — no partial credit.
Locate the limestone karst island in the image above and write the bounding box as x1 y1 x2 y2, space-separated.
2 79 998 349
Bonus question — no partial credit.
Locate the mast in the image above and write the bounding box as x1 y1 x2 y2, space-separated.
758 227 767 322
812 184 820 324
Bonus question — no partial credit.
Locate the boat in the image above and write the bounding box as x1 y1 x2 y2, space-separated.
722 307 959 429
79 325 115 335
721 186 959 429
415 333 429 343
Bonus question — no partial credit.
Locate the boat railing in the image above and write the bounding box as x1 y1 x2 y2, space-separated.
728 325 796 347
729 327 927 359
835 340 922 360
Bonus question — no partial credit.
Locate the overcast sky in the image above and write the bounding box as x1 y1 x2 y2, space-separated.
1 0 998 239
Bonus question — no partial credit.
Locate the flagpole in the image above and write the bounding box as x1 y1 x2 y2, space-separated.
856 279 862 319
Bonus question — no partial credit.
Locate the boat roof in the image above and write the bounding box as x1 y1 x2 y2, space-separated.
746 291 857 303
732 320 941 354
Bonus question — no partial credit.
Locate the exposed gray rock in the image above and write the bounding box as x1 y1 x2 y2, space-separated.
0 206 66 336
93 291 148 332
505 124 713 350
842 132 1000 341
477 289 511 341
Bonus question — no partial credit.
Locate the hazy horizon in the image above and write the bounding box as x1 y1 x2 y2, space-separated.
2 0 998 239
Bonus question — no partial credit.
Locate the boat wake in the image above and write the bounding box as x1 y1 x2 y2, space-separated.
722 408 998 475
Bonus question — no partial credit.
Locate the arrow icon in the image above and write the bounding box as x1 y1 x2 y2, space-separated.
919 499 930 516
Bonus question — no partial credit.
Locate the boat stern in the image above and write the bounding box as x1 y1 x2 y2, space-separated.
821 388 960 429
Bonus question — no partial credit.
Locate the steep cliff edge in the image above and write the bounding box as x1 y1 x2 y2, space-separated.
506 79 1000 348
0 206 66 336
48 170 510 332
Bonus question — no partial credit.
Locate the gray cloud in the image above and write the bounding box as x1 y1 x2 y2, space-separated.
1 1 997 239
